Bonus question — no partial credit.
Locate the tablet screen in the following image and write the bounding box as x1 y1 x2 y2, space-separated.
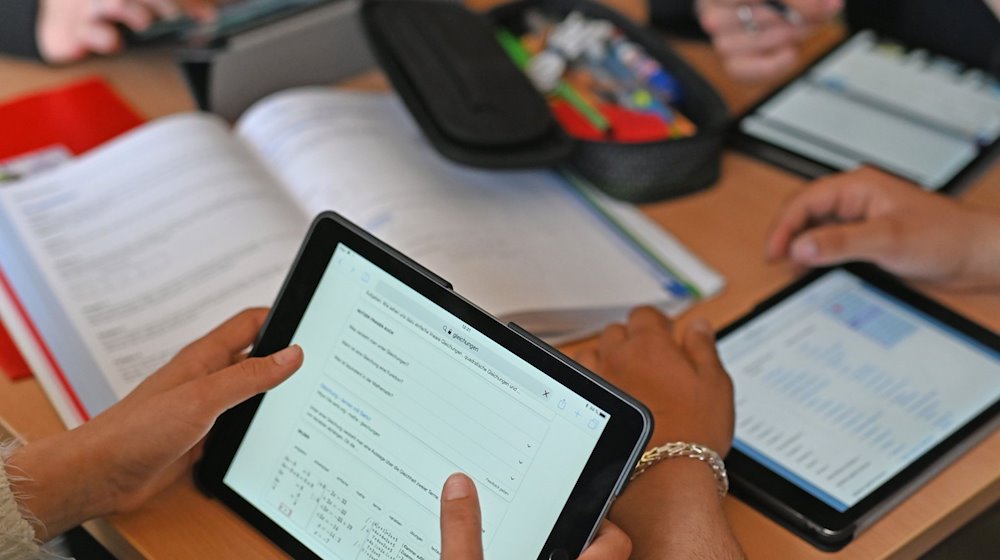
740 31 1000 190
223 243 611 559
718 269 1000 512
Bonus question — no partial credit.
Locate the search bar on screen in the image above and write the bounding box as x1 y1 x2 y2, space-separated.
374 281 553 403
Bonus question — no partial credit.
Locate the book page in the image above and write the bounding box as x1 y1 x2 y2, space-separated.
0 114 305 423
236 89 670 336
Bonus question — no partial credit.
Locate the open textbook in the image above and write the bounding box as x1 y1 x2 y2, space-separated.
0 89 723 428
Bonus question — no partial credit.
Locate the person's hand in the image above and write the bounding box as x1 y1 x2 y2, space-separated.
766 167 1000 289
696 0 842 82
439 473 632 560
575 308 744 560
576 307 734 455
37 0 217 63
6 308 303 540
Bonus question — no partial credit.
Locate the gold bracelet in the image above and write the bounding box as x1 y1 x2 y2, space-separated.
630 441 728 497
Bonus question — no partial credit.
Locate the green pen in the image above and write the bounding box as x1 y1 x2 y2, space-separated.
496 28 610 132
552 82 609 131
496 28 532 68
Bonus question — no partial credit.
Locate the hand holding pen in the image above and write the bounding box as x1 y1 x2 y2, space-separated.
695 0 843 82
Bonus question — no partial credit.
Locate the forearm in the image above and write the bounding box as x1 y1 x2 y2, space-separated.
5 430 112 541
611 459 744 560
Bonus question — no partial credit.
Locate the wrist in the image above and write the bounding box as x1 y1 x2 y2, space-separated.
6 430 112 540
609 458 724 560
614 440 745 560
642 455 722 488
633 442 727 495
647 424 732 458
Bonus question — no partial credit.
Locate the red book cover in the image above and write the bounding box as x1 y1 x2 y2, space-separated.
0 77 145 381
0 77 144 158
0 328 26 380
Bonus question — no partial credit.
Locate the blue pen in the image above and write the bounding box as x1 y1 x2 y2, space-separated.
665 277 693 299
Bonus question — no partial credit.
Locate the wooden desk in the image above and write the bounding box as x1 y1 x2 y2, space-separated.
1 13 998 560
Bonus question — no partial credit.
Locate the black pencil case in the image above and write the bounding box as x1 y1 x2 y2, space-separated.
361 0 729 202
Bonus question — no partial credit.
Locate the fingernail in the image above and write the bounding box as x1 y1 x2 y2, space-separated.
272 345 302 366
442 473 472 502
690 317 713 335
791 237 819 261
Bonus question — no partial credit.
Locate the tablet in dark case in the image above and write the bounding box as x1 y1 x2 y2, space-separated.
717 264 1000 550
732 30 1000 193
196 213 652 559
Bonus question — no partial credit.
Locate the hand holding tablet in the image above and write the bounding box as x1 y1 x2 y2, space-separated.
15 171 997 556
4 309 303 541
5 299 633 557
9 211 738 559
197 213 653 559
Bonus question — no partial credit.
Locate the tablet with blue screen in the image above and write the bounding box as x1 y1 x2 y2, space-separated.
717 264 1000 550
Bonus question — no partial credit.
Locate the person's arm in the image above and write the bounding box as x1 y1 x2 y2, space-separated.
0 309 630 559
614 460 743 559
766 167 1000 290
2 309 304 541
0 0 43 59
575 308 746 560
